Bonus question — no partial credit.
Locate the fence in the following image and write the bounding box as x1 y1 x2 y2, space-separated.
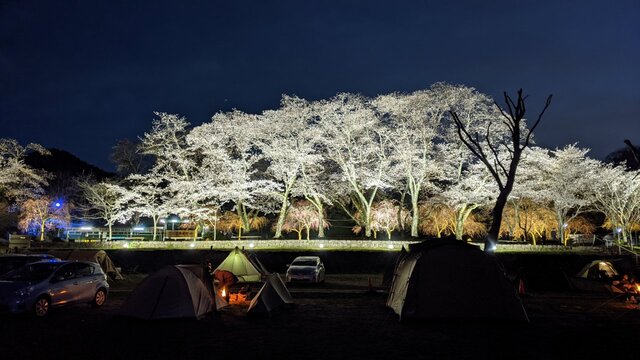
64 227 167 241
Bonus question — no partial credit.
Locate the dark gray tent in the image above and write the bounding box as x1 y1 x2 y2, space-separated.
387 239 528 321
120 265 224 320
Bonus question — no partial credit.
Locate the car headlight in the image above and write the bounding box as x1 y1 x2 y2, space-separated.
15 286 34 297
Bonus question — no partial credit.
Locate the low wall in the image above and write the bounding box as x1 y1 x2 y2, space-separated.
36 239 419 251
25 239 610 254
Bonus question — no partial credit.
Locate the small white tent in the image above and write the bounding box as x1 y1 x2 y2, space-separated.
247 273 293 315
387 239 528 321
120 265 222 320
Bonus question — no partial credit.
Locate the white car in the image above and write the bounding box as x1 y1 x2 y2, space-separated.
286 256 325 283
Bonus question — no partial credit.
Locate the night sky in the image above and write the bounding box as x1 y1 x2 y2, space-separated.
1 1 638 171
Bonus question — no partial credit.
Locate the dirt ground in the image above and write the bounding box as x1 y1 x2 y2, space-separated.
1 274 639 360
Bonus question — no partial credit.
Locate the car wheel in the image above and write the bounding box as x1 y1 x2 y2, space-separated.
33 296 50 317
92 288 107 308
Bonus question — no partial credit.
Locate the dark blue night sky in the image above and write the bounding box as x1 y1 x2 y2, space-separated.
1 1 638 170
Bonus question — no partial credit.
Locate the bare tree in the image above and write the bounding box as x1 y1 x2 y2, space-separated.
450 89 552 252
624 139 640 170
110 139 152 176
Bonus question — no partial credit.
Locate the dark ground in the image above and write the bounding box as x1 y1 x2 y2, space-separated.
1 273 639 360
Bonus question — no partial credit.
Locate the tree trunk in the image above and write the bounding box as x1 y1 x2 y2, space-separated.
317 206 326 238
152 217 158 241
237 202 250 232
398 187 407 231
305 225 311 240
556 211 566 246
108 223 113 241
213 216 218 241
410 196 419 238
363 204 373 238
455 204 476 241
306 195 326 238
486 192 509 251
40 221 45 241
273 189 291 238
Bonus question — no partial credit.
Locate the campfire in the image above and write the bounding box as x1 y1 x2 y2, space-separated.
218 286 249 305
229 292 248 304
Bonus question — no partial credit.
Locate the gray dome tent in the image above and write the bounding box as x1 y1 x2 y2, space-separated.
120 265 222 320
387 239 528 321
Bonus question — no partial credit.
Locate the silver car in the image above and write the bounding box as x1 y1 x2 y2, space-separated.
286 256 325 283
0 260 109 316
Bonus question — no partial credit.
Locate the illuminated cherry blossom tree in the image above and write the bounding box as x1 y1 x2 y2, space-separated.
140 112 196 181
18 195 70 241
126 173 171 241
441 160 496 240
375 89 444 237
0 138 50 201
258 96 323 238
76 179 134 241
188 110 280 233
295 160 332 238
316 94 393 237
281 199 329 240
590 164 640 244
521 145 601 244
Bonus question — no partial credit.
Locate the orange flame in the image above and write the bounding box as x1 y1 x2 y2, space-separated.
221 287 226 297
636 284 640 293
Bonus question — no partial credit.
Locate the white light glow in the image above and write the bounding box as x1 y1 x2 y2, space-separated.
387 244 393 249
123 242 129 248
249 242 255 248
319 243 324 249
80 226 93 231
189 243 195 248
132 227 144 231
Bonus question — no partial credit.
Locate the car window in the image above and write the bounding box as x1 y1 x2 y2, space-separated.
292 260 318 266
0 263 59 281
0 257 29 274
75 263 94 277
54 264 76 280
